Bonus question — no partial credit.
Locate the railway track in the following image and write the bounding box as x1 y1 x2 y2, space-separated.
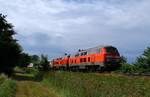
124 72 150 76
94 71 150 77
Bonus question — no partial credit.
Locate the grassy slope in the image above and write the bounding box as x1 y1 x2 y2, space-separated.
43 72 150 97
0 75 16 97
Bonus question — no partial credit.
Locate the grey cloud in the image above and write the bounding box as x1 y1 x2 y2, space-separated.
16 33 65 59
0 0 150 62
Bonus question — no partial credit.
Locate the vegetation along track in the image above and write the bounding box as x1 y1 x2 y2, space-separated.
15 81 60 97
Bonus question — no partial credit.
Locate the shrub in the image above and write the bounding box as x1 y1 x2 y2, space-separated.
117 63 137 73
0 74 8 84
23 68 44 81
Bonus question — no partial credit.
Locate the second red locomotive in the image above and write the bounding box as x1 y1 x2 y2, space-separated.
50 45 121 71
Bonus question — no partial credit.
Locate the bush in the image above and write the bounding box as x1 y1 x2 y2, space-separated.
24 68 37 74
117 64 137 73
23 68 44 81
0 74 8 85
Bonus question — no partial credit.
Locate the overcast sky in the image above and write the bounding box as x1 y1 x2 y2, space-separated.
0 0 150 63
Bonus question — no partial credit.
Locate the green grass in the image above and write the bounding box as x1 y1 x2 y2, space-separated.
0 74 7 85
42 71 150 97
15 81 61 97
12 70 60 97
0 74 16 97
12 68 44 81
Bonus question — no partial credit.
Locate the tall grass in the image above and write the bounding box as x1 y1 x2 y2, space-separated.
42 71 150 97
0 74 16 97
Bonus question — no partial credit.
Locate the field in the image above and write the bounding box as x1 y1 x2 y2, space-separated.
42 71 150 97
1 71 150 97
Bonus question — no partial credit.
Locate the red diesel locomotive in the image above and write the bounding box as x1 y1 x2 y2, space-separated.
51 45 121 71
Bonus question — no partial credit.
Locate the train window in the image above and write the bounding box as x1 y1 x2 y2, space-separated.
80 58 82 62
80 58 86 62
88 57 90 62
84 58 86 62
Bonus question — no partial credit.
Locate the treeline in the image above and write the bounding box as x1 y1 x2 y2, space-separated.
118 47 150 73
18 53 50 70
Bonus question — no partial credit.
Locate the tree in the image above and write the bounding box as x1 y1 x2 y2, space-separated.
120 56 127 64
39 54 49 71
0 14 22 75
116 55 131 72
134 47 150 72
18 53 32 67
30 55 40 68
31 55 40 64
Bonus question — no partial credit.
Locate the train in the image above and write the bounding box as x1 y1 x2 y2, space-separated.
50 45 121 71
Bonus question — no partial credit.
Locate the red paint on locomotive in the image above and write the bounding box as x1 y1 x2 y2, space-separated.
51 45 121 70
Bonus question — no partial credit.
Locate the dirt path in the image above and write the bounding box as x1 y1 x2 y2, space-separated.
15 81 60 97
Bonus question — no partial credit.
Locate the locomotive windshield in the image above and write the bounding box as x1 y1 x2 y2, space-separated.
105 47 119 54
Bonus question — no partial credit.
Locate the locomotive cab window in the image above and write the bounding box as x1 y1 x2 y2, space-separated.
105 47 119 54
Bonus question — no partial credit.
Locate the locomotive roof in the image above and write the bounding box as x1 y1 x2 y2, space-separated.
85 45 114 51
70 45 115 57
53 45 116 58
